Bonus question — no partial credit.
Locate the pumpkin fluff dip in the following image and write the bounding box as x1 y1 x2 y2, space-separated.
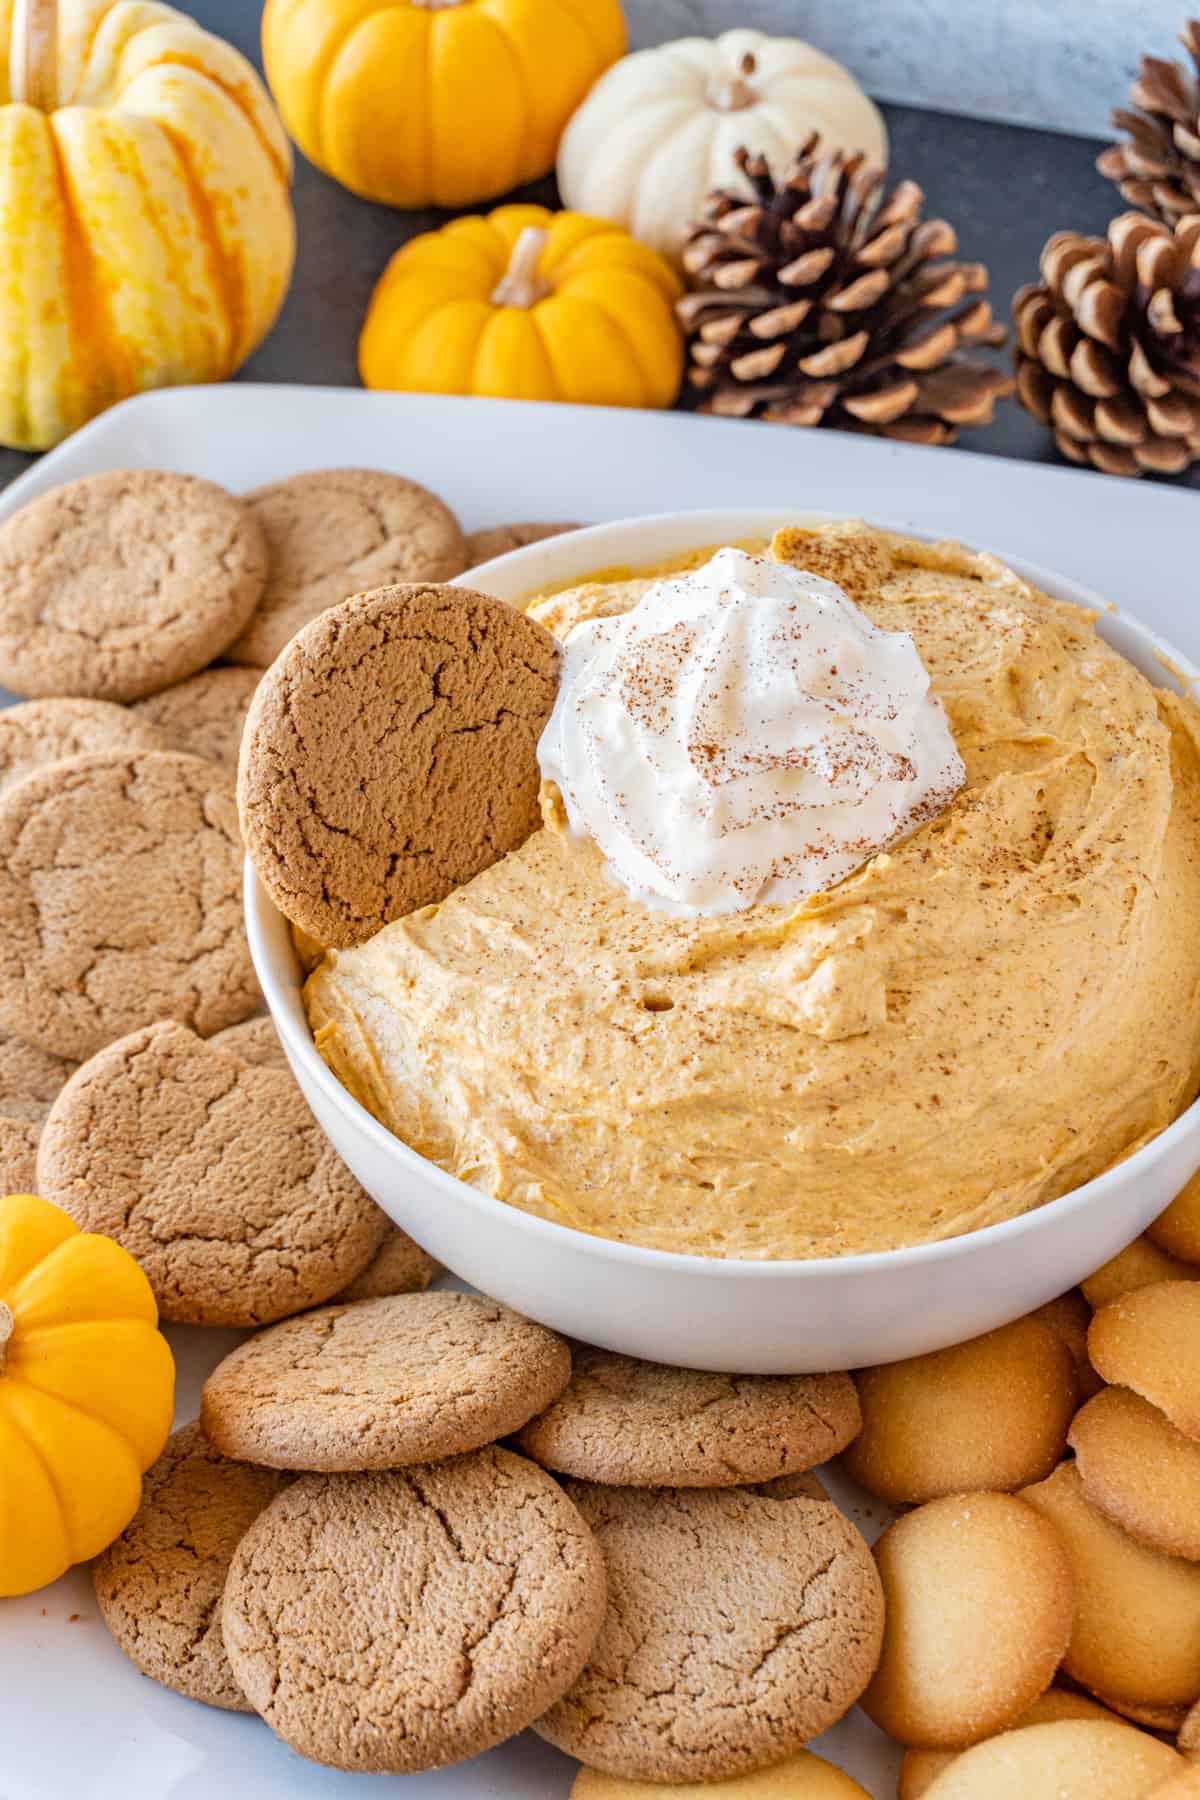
305 522 1200 1259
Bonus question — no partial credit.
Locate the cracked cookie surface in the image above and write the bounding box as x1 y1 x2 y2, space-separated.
134 667 262 770
201 1290 570 1470
0 750 258 1059
207 1015 287 1069
0 471 268 702
92 1421 291 1711
37 1019 388 1326
221 1447 607 1772
0 697 167 799
226 469 467 669
516 1350 860 1487
333 1226 441 1302
466 521 580 568
534 1483 884 1784
0 1025 78 1196
238 583 559 946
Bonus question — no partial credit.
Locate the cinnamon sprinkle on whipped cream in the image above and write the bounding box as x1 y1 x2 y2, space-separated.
536 546 966 914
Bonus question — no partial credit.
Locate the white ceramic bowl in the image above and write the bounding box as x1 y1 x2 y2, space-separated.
247 508 1200 1372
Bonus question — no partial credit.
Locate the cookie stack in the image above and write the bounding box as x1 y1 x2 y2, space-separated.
837 1219 1200 1798
90 1298 878 1784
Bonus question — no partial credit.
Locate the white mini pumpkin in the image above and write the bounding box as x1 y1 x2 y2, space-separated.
558 28 888 265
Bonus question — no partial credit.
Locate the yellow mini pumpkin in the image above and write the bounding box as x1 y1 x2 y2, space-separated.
0 0 295 451
360 204 683 408
0 1192 175 1598
261 0 627 209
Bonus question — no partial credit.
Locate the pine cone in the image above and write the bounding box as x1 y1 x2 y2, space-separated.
677 137 1013 443
1013 211 1200 477
1098 21 1200 226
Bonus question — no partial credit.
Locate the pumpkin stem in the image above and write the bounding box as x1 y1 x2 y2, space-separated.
490 227 553 309
9 0 58 111
707 50 758 113
0 1302 13 1373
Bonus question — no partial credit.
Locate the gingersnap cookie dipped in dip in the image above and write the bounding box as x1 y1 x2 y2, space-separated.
306 523 1200 1260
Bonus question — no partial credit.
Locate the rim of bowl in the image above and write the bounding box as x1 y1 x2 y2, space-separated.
247 506 1200 1282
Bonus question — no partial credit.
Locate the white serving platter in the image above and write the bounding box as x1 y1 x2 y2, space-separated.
2 384 1196 1800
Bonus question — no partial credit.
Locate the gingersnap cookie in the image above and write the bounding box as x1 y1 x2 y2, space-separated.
842 1318 1077 1504
92 1421 290 1711
0 696 167 798
515 1349 860 1488
1151 1174 1200 1265
1021 1459 1200 1708
207 1015 287 1069
0 471 267 702
898 1689 1122 1800
332 1226 440 1302
534 1484 884 1784
238 583 560 947
916 1720 1182 1800
571 1749 873 1799
226 468 467 669
751 1468 829 1501
222 1447 606 1773
1031 1290 1103 1401
1070 1386 1200 1560
771 521 897 605
37 1020 387 1327
0 1028 77 1119
0 750 258 1060
1082 1236 1198 1309
1090 1281 1200 1439
133 666 261 770
201 1290 569 1469
466 521 580 567
0 1026 77 1199
0 1118 38 1194
861 1491 1073 1749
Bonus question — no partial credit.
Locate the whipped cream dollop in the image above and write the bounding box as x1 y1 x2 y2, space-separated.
537 546 966 915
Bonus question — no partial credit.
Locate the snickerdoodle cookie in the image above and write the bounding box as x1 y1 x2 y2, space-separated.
843 1318 1077 1503
1071 1386 1200 1560
201 1291 570 1469
1089 1281 1200 1438
534 1484 883 1784
37 1020 387 1326
92 1421 291 1711
238 583 559 946
332 1226 440 1301
0 750 257 1060
0 471 267 701
1021 1459 1200 1708
226 468 466 668
133 666 261 770
0 697 166 798
515 1349 860 1487
222 1448 606 1773
465 521 580 566
861 1491 1074 1749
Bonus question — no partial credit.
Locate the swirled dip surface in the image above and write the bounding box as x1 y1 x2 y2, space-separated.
307 524 1200 1259
538 547 964 914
